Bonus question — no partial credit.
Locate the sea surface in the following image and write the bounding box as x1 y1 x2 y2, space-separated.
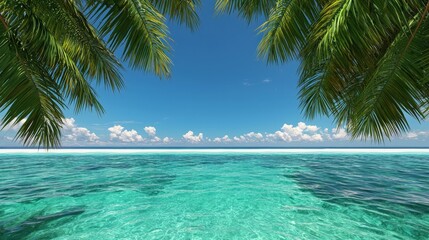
0 149 428 239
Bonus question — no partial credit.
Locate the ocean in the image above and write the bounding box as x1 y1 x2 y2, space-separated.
0 149 428 239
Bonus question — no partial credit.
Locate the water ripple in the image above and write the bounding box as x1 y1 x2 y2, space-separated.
0 153 428 239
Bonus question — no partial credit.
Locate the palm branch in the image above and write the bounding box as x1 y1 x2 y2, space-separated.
0 0 200 148
217 0 429 142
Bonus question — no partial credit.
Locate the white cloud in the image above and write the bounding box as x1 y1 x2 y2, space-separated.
223 132 265 143
266 122 323 142
2 118 27 131
7 117 429 146
183 131 203 143
240 132 263 142
108 125 124 139
65 127 99 142
332 128 348 140
297 122 306 130
281 124 303 137
405 131 429 140
302 133 323 142
407 132 418 139
62 118 99 143
213 135 232 143
223 135 232 142
108 125 143 143
266 131 292 142
244 132 263 140
144 126 157 137
262 79 271 83
233 136 246 142
306 125 320 132
62 118 75 130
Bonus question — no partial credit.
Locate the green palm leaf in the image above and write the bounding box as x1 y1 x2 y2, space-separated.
0 27 65 148
0 0 200 148
350 13 429 141
87 0 172 77
215 0 276 22
33 0 124 93
149 0 201 30
258 0 321 62
222 0 429 141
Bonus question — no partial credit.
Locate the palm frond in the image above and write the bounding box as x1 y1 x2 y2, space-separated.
300 0 428 141
257 0 321 62
32 0 123 92
18 2 106 114
87 0 171 77
149 0 201 30
350 13 429 142
0 0 199 148
215 0 276 22
0 27 65 148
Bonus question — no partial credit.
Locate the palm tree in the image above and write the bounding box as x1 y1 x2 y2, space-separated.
216 0 429 142
0 0 200 147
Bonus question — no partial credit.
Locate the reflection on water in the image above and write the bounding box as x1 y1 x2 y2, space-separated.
286 155 429 215
1 207 85 240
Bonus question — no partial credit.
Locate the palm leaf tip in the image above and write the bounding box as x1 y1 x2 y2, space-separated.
150 0 201 31
88 0 173 78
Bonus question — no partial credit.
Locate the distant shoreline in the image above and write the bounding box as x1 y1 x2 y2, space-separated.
0 148 429 154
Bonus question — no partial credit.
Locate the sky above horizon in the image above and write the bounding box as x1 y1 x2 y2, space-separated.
1 1 429 147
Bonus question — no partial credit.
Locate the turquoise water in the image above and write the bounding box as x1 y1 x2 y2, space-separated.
0 151 428 239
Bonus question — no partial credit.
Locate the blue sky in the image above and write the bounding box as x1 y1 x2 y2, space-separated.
1 1 429 147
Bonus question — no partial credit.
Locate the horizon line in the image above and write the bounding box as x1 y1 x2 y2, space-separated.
0 147 429 154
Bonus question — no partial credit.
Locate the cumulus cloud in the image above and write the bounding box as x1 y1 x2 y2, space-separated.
9 117 428 146
1 118 27 131
163 137 172 143
209 123 325 144
231 132 264 143
302 133 323 142
213 135 232 143
306 125 320 132
210 125 325 144
143 126 170 144
244 132 263 140
405 131 429 140
266 131 292 142
62 118 75 130
65 127 99 142
144 126 157 137
62 118 99 143
233 136 246 142
108 125 143 143
332 128 348 140
183 131 203 143
266 122 324 142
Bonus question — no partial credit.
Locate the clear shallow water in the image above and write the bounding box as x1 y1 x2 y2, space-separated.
0 151 428 239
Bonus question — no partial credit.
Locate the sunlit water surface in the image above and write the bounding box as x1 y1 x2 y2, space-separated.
0 150 428 239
